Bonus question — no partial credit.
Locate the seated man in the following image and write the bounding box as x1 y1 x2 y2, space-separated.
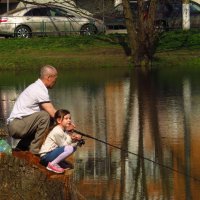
7 65 58 155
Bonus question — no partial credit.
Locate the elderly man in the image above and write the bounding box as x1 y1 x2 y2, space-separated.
7 65 58 155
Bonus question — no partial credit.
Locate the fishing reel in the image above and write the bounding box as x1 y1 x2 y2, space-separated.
77 139 85 147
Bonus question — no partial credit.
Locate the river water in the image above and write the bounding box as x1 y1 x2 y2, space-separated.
0 67 200 200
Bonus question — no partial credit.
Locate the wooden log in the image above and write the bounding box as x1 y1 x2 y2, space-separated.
0 151 79 200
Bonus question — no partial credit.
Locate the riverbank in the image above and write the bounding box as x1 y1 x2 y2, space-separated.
0 152 75 199
0 30 199 70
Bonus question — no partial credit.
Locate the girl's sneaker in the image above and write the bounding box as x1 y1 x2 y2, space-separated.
46 162 64 173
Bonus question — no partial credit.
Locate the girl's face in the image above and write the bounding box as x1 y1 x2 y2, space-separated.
57 114 72 130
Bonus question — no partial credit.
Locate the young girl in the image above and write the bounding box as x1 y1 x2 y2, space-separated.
39 109 82 173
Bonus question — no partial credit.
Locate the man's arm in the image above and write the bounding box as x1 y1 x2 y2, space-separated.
40 102 56 118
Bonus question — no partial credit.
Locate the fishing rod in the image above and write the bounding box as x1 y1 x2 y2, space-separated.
74 129 200 182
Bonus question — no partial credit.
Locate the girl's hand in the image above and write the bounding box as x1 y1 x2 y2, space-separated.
71 133 82 141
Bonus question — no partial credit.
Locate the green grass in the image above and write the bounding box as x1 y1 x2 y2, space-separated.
0 35 129 70
0 31 199 70
0 35 120 52
157 29 200 51
153 30 200 67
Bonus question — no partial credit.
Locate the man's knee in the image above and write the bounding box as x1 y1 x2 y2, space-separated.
39 111 50 121
38 111 51 126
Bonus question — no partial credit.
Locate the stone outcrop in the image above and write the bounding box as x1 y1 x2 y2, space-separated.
0 152 77 200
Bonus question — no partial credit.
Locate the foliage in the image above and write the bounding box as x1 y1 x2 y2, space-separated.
157 30 200 51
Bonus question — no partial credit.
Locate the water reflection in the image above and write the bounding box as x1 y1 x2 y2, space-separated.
0 67 200 199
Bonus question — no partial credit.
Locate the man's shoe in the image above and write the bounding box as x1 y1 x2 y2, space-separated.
12 147 22 152
46 162 64 174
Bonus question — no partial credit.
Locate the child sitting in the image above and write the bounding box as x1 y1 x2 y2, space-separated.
39 109 82 173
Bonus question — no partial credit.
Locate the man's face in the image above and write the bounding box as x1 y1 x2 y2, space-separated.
47 70 58 89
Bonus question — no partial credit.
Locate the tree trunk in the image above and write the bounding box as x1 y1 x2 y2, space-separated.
182 0 190 30
122 0 159 67
122 0 138 64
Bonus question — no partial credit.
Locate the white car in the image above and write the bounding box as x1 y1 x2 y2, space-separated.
0 5 105 38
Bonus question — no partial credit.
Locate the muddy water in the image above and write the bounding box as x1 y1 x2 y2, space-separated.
0 67 200 200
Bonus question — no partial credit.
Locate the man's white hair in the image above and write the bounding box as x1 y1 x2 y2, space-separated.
40 65 57 78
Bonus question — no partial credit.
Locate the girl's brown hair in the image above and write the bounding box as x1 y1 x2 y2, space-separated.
54 109 70 124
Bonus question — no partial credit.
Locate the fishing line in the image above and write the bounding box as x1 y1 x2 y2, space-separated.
74 129 200 182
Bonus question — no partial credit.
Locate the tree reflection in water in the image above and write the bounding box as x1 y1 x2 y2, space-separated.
120 68 171 199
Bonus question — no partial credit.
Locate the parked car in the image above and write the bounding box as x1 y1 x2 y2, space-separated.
156 0 200 30
0 5 105 38
105 0 200 31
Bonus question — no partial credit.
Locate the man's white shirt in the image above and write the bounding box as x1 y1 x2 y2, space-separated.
7 79 50 123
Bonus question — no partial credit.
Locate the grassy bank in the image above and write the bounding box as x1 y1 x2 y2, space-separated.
0 30 200 70
0 35 131 70
154 30 200 67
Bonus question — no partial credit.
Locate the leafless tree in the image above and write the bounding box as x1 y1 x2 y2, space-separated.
122 0 160 67
17 0 114 18
76 0 115 19
18 0 86 14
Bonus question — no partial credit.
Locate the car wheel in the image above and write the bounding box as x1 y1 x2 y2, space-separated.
15 26 31 38
80 24 97 35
